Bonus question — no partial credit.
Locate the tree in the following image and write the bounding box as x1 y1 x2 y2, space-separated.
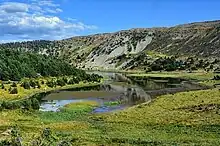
57 78 66 87
0 48 90 81
21 81 31 89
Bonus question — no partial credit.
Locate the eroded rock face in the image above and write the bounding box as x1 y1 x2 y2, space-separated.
1 20 220 70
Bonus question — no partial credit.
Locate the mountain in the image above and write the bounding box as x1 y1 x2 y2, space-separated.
0 20 220 70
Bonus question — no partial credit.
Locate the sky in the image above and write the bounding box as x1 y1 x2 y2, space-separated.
0 0 220 42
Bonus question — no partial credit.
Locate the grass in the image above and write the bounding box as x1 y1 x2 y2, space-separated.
89 89 220 145
200 80 220 86
0 101 98 138
2 89 220 145
128 71 220 86
1 71 220 145
0 81 102 101
103 89 220 125
104 101 121 106
37 101 98 123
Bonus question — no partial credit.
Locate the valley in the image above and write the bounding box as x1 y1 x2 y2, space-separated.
0 20 220 145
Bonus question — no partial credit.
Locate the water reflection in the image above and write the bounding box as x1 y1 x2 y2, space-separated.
40 72 185 113
40 100 81 112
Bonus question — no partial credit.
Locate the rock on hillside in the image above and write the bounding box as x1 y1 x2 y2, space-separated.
0 20 220 70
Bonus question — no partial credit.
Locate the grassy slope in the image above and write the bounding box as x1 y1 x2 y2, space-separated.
0 80 102 101
127 71 220 86
1 88 220 145
97 89 220 145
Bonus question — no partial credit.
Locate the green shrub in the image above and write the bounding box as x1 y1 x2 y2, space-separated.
31 98 40 110
214 75 220 80
21 81 31 89
73 77 80 84
30 80 37 88
11 82 17 87
37 82 41 89
46 80 57 88
0 140 10 145
67 78 75 85
0 83 4 89
57 78 66 87
62 77 68 84
41 80 45 84
1 101 14 109
9 87 18 94
22 100 32 110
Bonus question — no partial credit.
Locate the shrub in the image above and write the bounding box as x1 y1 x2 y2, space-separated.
37 82 41 89
11 82 17 87
73 77 80 84
190 66 197 71
1 101 14 109
9 87 18 94
67 78 75 85
30 80 37 88
31 98 40 110
214 75 220 80
1 83 5 89
57 78 66 87
21 81 31 89
22 100 32 110
62 77 68 84
41 80 45 85
0 140 10 145
46 80 57 88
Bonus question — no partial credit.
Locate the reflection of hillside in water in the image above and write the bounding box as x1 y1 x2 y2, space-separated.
40 72 193 113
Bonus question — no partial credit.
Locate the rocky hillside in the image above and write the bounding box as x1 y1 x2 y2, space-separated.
0 20 220 70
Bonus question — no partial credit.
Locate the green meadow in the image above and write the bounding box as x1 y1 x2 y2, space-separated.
1 72 220 145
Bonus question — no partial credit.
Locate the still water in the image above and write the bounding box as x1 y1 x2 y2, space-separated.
40 72 184 113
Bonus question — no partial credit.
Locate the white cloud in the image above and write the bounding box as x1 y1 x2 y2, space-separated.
0 0 97 42
31 0 60 7
0 2 29 13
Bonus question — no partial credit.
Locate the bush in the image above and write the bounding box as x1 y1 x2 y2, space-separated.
0 140 11 145
46 80 57 88
62 77 68 84
57 78 66 87
37 82 41 89
214 75 220 80
67 78 75 85
21 81 31 89
1 83 5 89
30 80 37 88
190 66 198 71
41 80 45 85
9 87 18 94
73 77 80 84
11 82 17 87
22 100 32 110
1 101 14 109
31 98 40 110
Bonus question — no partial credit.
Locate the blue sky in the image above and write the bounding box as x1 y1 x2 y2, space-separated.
0 0 220 42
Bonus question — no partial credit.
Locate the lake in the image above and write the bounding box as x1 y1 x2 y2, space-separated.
40 72 202 113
